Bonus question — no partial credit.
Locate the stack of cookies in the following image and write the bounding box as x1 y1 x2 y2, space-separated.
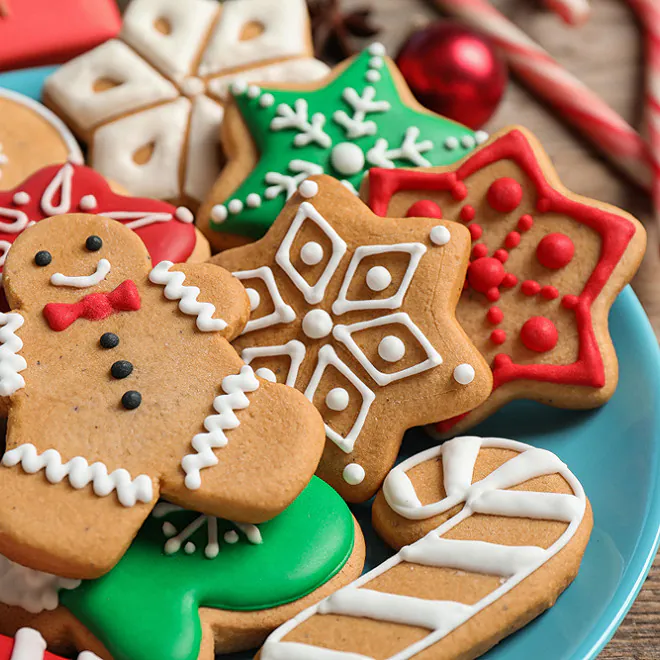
0 0 646 659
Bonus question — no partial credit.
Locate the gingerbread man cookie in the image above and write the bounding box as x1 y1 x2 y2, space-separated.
364 127 646 435
199 43 487 250
259 436 592 660
0 628 99 660
214 175 492 502
43 0 329 208
0 163 209 292
0 89 82 190
0 477 365 660
0 214 325 579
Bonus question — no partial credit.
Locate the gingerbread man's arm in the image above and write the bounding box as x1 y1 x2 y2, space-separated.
148 261 250 342
0 311 28 415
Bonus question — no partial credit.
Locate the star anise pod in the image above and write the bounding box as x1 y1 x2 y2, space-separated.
309 0 380 62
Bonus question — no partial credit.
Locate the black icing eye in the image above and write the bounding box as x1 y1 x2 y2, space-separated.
34 251 52 267
86 235 103 252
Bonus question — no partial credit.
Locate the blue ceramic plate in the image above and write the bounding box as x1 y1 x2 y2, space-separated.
2 66 659 660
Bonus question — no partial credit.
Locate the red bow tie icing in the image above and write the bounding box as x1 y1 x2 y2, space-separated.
43 280 141 331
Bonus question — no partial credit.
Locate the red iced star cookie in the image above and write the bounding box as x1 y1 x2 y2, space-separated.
365 127 646 434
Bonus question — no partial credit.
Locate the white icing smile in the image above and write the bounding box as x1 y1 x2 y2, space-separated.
50 258 111 288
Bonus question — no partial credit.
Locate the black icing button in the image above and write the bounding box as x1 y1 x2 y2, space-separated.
100 333 119 349
34 250 52 267
122 390 141 410
86 235 103 251
111 360 133 379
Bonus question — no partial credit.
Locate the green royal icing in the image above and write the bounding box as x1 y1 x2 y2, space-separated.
210 44 481 240
61 477 354 660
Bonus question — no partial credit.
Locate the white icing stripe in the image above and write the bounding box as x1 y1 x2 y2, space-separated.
442 435 481 497
40 162 74 216
1 444 153 507
471 490 582 522
400 537 546 577
10 628 47 660
0 312 26 396
182 365 259 490
241 340 306 388
100 211 174 229
149 261 227 331
0 207 29 233
50 259 111 288
260 436 586 660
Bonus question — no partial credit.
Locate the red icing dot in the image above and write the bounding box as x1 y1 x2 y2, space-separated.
520 316 558 353
452 182 468 200
472 243 488 259
486 288 500 301
521 280 541 296
518 214 533 232
460 205 475 222
536 233 575 270
469 223 483 240
562 294 579 309
501 273 518 288
493 353 512 369
467 257 505 294
541 285 559 300
487 306 504 324
490 329 507 345
406 200 442 218
487 177 523 213
505 231 521 249
493 249 508 263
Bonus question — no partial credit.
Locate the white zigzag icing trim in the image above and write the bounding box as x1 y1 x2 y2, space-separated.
149 261 227 331
0 312 26 396
182 365 260 490
1 444 153 507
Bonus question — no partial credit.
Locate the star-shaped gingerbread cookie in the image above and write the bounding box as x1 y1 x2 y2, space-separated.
213 175 492 501
198 44 487 250
364 127 646 435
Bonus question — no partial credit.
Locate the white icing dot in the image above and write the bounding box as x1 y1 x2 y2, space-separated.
162 522 177 538
247 85 261 99
366 70 381 83
369 42 386 57
298 180 318 198
205 543 219 559
211 204 227 223
246 193 262 208
302 309 333 339
378 335 406 362
331 142 365 176
78 194 97 211
343 463 366 486
260 93 275 108
224 530 239 544
444 136 459 150
175 206 194 223
369 57 384 69
366 265 392 291
255 367 277 382
164 539 181 555
461 135 476 149
300 241 324 266
326 387 349 411
475 130 489 144
181 76 205 97
453 363 475 385
231 80 248 95
246 287 260 311
228 199 243 214
184 542 196 554
430 226 451 246
12 191 30 205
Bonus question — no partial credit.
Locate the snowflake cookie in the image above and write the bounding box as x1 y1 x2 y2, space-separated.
261 436 593 660
0 162 210 291
0 628 99 660
43 0 329 207
198 42 488 250
213 176 492 502
0 213 325 579
365 127 647 435
0 478 364 660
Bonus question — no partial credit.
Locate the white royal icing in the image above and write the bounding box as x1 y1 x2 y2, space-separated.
12 191 30 206
365 265 391 292
302 309 333 339
0 313 27 396
1 444 154 507
342 462 365 486
0 207 29 234
453 363 475 385
50 258 111 288
149 260 227 331
79 194 98 211
261 436 586 660
40 162 74 216
181 365 260 490
241 340 306 388
0 144 7 181
326 387 349 412
271 99 332 149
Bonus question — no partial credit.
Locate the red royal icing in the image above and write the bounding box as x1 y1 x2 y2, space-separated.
487 177 523 213
520 316 558 353
486 306 504 324
490 329 507 345
405 200 442 218
0 163 196 281
368 129 639 404
467 257 505 298
536 232 575 269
